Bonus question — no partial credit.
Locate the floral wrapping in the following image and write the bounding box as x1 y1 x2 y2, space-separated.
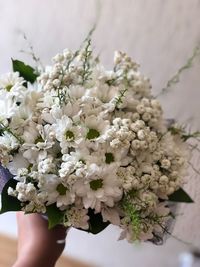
0 164 12 193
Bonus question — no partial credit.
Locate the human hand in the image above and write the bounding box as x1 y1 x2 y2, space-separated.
13 212 67 267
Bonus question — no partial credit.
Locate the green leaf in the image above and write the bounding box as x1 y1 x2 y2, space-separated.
12 59 38 84
0 179 21 214
168 188 194 203
46 204 65 229
87 209 110 234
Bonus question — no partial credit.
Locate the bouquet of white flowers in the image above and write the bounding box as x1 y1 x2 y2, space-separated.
0 36 194 244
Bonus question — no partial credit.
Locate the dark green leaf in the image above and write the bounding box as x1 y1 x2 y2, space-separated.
0 179 21 214
86 209 110 234
168 188 194 203
46 204 65 229
12 59 38 84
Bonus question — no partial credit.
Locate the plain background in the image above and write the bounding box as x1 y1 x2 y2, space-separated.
0 1 200 266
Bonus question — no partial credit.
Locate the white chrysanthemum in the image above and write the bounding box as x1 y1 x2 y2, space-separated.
80 95 103 116
9 104 34 133
37 90 59 109
73 164 122 212
0 132 20 151
0 72 26 98
0 93 18 121
22 123 55 154
84 115 110 143
53 115 81 153
49 102 81 122
0 72 23 88
86 142 131 167
86 83 118 104
38 174 75 208
23 90 43 112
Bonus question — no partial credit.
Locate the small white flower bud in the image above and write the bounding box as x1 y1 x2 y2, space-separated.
136 104 145 114
131 140 141 149
161 159 171 169
159 175 169 184
137 130 145 140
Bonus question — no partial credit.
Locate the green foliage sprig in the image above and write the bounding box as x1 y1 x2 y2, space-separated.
80 39 93 85
157 46 200 97
114 88 128 108
122 196 141 240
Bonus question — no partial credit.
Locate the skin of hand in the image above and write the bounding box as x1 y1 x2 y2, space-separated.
13 212 67 267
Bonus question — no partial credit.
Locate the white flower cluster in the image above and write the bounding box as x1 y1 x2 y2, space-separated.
0 42 189 242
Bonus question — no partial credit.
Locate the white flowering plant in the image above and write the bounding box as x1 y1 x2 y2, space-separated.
0 36 196 244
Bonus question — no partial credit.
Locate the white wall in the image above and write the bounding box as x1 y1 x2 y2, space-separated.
0 1 200 266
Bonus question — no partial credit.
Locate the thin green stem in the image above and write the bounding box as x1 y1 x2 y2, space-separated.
156 45 200 97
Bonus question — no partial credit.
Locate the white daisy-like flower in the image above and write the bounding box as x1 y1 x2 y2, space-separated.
39 174 75 208
73 164 122 212
0 72 25 93
22 123 55 154
86 84 118 104
0 93 18 121
84 115 110 144
53 115 81 153
80 95 103 116
9 104 34 133
87 142 130 167
0 128 19 147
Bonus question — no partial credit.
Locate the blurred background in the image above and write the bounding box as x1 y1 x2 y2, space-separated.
0 0 200 266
